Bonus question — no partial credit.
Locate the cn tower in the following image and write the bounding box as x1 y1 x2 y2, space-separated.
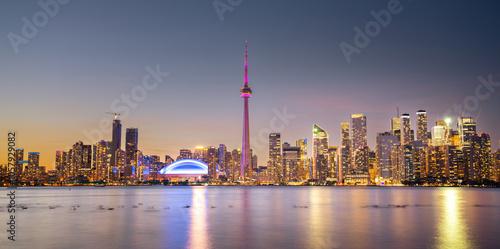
240 41 252 181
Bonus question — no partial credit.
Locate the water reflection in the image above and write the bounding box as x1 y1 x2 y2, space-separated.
437 189 473 249
187 187 211 249
307 187 340 248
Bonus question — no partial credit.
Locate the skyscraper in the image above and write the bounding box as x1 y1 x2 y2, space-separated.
125 128 138 165
351 114 367 150
55 151 67 181
194 146 205 162
71 141 84 180
110 117 122 167
15 148 24 180
27 152 40 181
400 113 411 145
206 146 218 180
341 123 350 148
458 117 476 148
416 110 427 144
177 149 192 160
432 120 446 146
283 143 301 181
218 144 227 173
376 132 399 179
240 41 253 181
269 133 281 182
313 124 328 179
296 139 308 180
95 140 109 181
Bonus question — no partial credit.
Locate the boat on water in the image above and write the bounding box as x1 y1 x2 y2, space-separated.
95 184 106 187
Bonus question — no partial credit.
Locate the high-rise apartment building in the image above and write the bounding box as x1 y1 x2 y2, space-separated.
416 110 427 144
341 123 350 148
15 148 24 180
95 140 109 181
400 113 411 145
351 114 367 150
27 152 40 181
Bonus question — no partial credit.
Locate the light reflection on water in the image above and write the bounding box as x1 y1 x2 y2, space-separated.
187 187 210 249
437 188 472 249
1 186 499 249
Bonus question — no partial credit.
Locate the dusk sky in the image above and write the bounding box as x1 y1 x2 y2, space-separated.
1 0 500 169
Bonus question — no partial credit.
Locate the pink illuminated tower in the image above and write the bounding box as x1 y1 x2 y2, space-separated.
240 41 252 181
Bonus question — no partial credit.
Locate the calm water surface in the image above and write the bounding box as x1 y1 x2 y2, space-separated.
1 186 500 249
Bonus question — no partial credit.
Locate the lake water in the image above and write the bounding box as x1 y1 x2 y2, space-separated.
1 186 500 249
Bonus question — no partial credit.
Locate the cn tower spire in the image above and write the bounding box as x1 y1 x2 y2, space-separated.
240 41 252 181
245 40 248 87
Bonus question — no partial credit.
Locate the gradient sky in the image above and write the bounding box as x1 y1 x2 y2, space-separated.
1 0 500 169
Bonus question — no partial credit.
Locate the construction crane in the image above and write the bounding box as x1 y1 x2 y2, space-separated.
106 112 121 120
476 109 481 123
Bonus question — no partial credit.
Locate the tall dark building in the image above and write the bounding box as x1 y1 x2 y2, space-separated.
110 118 122 166
218 144 227 173
206 146 218 180
15 148 24 180
126 128 138 165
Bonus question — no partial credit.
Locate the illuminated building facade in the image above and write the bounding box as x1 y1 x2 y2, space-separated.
282 142 301 181
327 146 338 180
27 152 40 181
55 151 67 181
416 110 427 144
194 146 205 162
341 123 350 148
339 147 350 183
391 117 401 137
177 149 192 160
94 140 109 181
269 133 282 182
15 148 24 180
296 139 308 180
313 124 328 179
206 146 218 180
376 132 399 179
400 113 411 145
226 148 241 181
351 114 367 150
466 133 492 182
458 117 476 148
218 144 227 173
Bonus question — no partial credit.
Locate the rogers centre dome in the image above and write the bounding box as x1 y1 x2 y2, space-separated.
159 159 208 175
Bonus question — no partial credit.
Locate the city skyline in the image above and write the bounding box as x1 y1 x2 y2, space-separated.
1 1 500 169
